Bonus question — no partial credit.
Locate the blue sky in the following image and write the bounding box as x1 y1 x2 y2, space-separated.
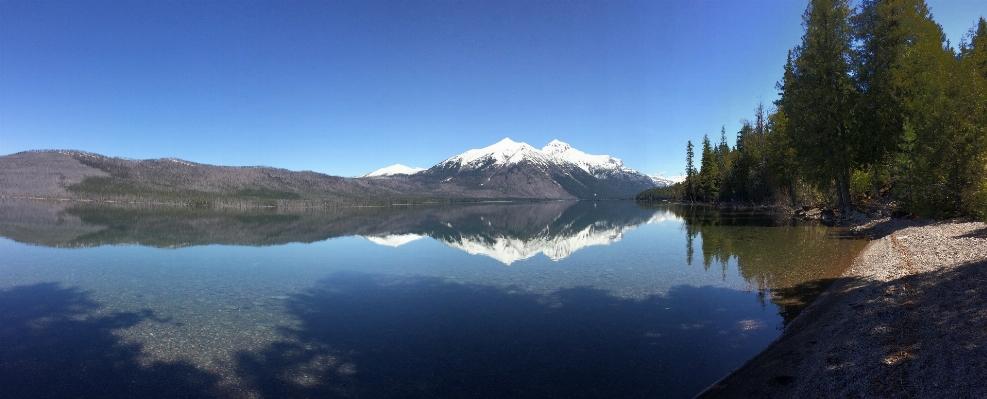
1 0 983 177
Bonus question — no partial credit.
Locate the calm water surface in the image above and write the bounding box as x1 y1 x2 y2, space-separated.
0 200 866 398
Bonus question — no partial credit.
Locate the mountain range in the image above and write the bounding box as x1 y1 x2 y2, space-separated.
366 138 667 198
0 139 666 205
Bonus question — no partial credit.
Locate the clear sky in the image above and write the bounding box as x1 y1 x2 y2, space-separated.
1 0 983 177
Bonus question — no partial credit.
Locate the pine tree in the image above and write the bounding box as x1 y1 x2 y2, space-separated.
852 0 905 180
955 17 987 218
887 0 968 216
776 0 858 215
699 135 721 201
685 140 696 201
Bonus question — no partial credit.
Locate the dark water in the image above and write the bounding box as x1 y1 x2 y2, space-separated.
0 200 866 398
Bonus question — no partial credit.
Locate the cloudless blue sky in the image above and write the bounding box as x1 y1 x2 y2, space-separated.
2 0 983 177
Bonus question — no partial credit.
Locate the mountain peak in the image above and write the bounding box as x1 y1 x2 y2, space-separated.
542 139 572 154
446 137 543 167
363 164 425 177
424 138 659 198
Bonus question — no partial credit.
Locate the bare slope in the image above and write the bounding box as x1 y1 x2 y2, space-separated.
0 151 108 198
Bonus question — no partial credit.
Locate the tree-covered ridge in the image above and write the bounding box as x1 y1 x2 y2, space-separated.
1 146 659 205
0 150 592 206
643 0 987 220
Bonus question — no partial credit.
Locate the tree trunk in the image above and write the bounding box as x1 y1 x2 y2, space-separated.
835 168 853 216
788 180 799 208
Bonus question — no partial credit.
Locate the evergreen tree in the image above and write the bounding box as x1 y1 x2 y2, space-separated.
888 0 969 215
776 0 858 214
852 0 905 192
955 17 987 218
715 126 732 201
730 123 754 201
698 135 721 201
685 140 696 201
764 108 801 206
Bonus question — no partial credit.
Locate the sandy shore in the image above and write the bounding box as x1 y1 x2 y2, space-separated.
697 217 987 398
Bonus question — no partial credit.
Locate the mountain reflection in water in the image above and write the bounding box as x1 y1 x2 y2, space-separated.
0 199 865 319
0 200 672 262
0 199 866 399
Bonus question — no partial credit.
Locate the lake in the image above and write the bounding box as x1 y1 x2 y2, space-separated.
0 199 866 398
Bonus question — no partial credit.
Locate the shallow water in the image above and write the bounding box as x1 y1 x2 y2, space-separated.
0 200 866 398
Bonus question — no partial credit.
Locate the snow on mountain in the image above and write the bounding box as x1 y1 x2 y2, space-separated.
440 223 627 265
541 139 625 176
418 138 661 198
648 174 686 187
435 138 650 180
363 164 426 177
436 138 552 169
360 221 641 265
362 234 425 247
647 208 684 224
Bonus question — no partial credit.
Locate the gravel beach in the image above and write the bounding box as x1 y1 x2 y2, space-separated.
697 218 987 398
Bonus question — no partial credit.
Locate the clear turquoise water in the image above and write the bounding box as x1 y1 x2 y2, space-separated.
0 200 865 398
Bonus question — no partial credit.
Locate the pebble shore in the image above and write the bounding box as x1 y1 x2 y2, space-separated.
698 217 987 398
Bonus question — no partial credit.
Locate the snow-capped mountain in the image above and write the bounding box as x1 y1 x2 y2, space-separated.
541 139 626 177
363 164 425 177
420 138 659 199
648 174 685 187
434 138 640 176
436 138 552 169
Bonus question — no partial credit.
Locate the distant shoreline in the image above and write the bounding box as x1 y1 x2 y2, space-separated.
696 217 987 398
0 195 595 209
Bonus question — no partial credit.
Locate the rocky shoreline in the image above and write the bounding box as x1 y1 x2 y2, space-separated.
697 217 987 398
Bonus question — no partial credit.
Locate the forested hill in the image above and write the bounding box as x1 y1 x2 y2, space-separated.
0 150 593 206
0 150 414 206
645 2 987 220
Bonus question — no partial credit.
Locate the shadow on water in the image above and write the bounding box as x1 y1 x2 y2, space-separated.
0 283 228 399
234 273 775 399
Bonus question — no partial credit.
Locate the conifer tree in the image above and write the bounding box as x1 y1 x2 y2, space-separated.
956 17 987 218
685 140 696 201
887 0 969 215
776 0 857 214
852 0 905 179
698 135 721 201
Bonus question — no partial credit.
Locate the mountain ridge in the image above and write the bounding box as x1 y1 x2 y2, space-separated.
1 140 662 205
409 138 660 199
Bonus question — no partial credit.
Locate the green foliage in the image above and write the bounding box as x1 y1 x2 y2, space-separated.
67 177 219 206
685 141 696 201
68 177 144 197
660 1 987 221
235 188 302 200
849 169 874 202
635 184 682 201
777 0 857 214
697 135 722 201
